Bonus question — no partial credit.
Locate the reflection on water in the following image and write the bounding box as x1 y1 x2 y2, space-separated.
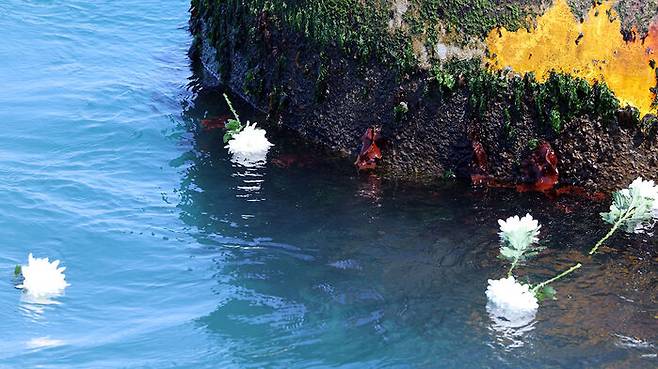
486 303 537 349
18 290 66 322
356 174 383 205
25 337 66 350
231 163 266 203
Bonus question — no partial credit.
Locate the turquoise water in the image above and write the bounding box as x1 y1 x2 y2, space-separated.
0 1 656 368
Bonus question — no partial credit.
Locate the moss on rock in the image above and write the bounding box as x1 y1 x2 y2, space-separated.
189 0 658 190
192 0 550 73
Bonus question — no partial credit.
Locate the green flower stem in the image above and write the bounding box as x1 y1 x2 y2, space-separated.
507 258 519 277
531 263 582 293
589 209 634 255
223 93 241 124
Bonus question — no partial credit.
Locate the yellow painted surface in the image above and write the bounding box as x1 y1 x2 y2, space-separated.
486 0 657 116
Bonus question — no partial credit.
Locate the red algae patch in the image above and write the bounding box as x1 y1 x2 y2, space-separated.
201 116 229 130
517 142 559 193
355 127 383 171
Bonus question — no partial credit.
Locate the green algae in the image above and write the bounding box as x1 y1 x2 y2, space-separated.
243 67 265 97
190 0 645 134
417 0 532 38
568 0 658 38
440 58 632 132
394 101 409 121
430 64 456 93
315 51 330 102
192 0 542 73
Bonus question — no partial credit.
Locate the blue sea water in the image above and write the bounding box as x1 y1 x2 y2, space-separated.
0 1 656 368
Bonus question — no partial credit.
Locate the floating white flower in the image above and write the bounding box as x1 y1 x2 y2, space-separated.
486 276 538 315
226 122 273 166
498 214 541 249
628 177 658 201
16 254 69 299
601 177 658 234
497 214 542 265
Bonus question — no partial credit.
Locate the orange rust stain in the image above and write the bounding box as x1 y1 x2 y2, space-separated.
486 0 658 116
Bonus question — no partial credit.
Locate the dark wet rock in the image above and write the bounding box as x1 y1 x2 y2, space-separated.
189 0 658 192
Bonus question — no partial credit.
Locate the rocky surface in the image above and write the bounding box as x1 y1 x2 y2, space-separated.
189 0 658 191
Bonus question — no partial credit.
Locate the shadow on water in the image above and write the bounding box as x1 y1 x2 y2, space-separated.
172 79 657 368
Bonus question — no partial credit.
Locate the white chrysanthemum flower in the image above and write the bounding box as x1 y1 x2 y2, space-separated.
16 254 69 299
498 213 541 251
632 177 658 221
486 276 538 315
226 122 273 166
629 177 658 201
603 177 658 233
